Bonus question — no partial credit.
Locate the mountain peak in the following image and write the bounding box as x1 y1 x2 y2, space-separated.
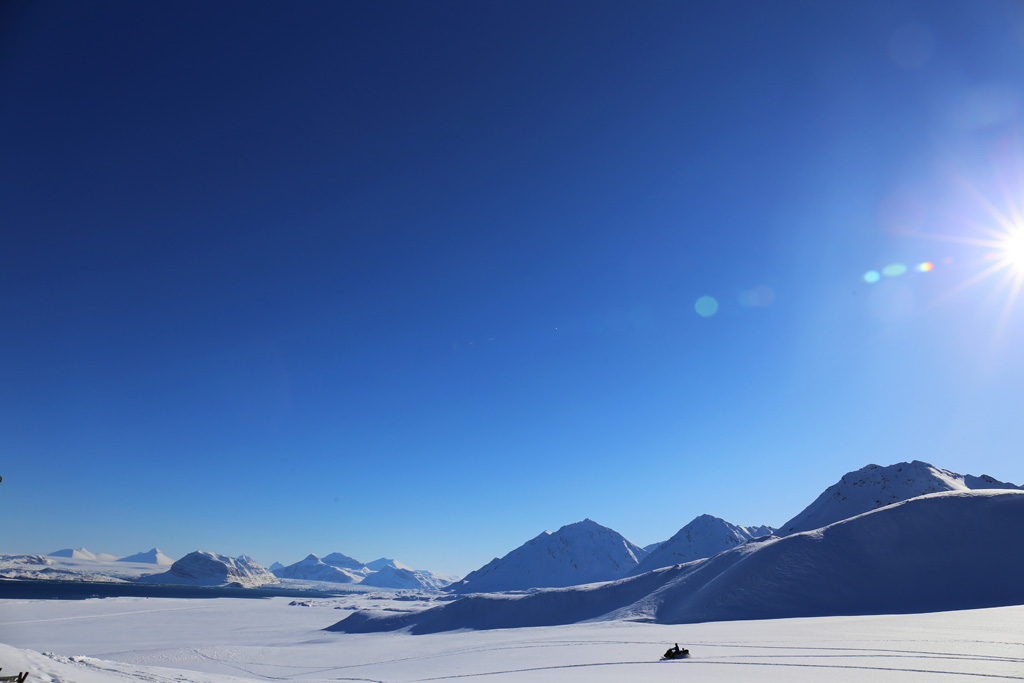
118 548 174 565
146 551 277 588
780 460 1022 535
633 514 776 574
452 520 646 593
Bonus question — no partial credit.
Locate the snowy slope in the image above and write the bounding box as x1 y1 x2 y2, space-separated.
117 548 174 565
144 551 278 588
448 519 647 593
632 514 774 574
332 490 1024 633
780 460 1022 535
272 554 362 583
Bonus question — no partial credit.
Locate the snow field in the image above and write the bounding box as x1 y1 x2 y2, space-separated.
2 596 1024 682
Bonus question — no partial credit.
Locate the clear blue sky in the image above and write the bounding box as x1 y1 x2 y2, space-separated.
3 0 1024 577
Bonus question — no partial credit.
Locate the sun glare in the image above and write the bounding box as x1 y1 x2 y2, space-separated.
1003 228 1024 274
888 174 1024 331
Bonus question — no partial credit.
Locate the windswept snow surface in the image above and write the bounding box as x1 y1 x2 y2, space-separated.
781 460 1022 535
334 490 1024 634
117 549 173 565
2 596 1024 682
633 514 775 574
450 518 647 593
144 552 278 588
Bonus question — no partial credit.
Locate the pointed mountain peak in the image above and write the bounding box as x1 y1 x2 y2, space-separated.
453 519 645 592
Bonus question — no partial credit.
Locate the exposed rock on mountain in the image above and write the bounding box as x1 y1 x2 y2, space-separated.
144 551 278 588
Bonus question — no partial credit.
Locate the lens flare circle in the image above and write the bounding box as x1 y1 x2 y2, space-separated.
695 296 719 317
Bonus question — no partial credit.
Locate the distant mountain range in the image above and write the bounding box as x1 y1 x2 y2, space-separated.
26 460 1023 603
271 553 456 590
271 554 364 583
118 548 174 565
49 548 118 562
48 547 171 564
329 460 1024 633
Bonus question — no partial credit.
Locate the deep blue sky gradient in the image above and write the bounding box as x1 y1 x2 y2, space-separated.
3 0 1024 575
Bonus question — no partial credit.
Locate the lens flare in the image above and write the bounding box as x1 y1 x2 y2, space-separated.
864 270 882 284
882 263 908 278
897 169 1024 332
695 296 719 317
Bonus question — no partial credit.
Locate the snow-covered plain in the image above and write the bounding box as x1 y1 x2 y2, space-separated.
2 594 1023 682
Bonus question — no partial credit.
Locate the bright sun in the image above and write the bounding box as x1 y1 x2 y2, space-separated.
1003 228 1024 274
902 182 1024 327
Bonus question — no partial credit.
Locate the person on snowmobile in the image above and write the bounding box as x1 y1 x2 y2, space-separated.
663 643 688 659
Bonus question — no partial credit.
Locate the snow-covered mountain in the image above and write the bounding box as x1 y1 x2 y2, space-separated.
330 489 1024 634
144 551 278 588
450 519 647 593
781 460 1022 535
632 514 775 574
49 548 99 561
365 558 411 572
117 548 174 565
272 554 363 583
360 565 456 590
321 552 366 571
48 548 119 562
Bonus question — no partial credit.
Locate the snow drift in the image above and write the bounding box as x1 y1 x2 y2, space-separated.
143 551 278 588
449 519 647 593
329 490 1024 634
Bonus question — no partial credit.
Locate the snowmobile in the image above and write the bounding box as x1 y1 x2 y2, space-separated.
661 644 690 659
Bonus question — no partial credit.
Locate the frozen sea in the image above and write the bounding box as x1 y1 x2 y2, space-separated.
2 591 1023 682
